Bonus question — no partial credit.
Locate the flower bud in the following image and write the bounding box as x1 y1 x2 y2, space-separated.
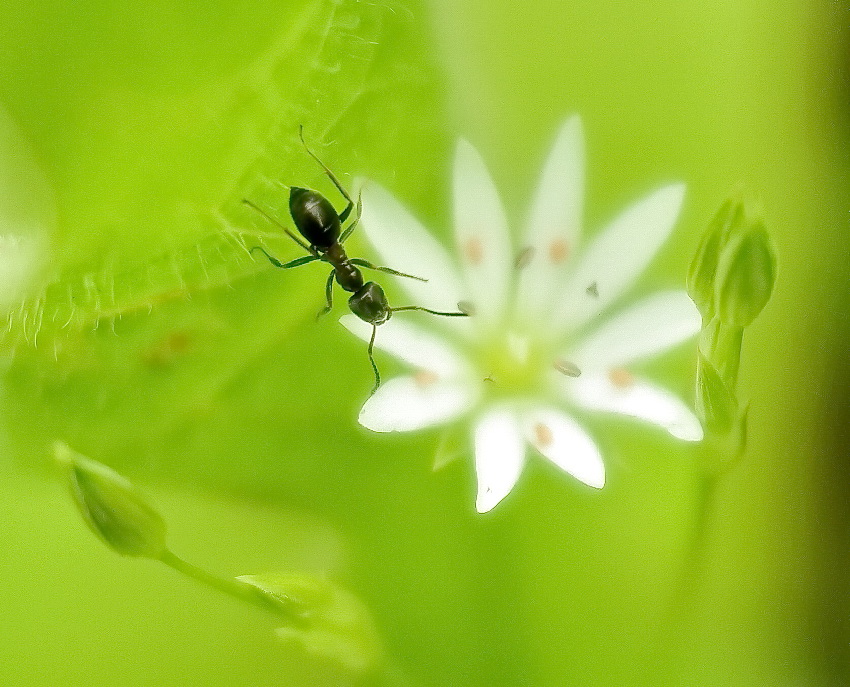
687 199 743 318
56 442 168 559
238 573 383 674
714 222 777 327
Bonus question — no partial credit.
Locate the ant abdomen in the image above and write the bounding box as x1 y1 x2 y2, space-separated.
289 187 340 248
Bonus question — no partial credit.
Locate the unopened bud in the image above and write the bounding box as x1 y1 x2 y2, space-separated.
56 442 167 559
715 222 777 327
687 198 744 318
238 573 383 674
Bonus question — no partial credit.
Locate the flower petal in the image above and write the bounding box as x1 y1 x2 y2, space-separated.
357 181 466 314
453 140 513 325
553 183 686 331
564 372 704 441
474 408 525 513
340 314 470 378
515 116 584 325
522 407 604 488
569 290 701 370
358 375 474 433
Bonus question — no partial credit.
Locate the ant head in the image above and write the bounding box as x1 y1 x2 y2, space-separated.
349 282 392 326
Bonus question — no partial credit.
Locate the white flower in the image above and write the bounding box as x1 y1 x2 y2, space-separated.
342 116 703 513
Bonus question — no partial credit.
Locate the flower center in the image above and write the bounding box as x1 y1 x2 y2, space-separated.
478 330 552 396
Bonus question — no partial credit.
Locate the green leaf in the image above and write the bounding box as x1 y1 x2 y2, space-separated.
238 573 384 675
433 424 467 471
694 354 737 435
0 0 448 495
56 442 168 559
714 222 777 327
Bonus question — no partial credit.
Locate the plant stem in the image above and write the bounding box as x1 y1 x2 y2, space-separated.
158 549 289 618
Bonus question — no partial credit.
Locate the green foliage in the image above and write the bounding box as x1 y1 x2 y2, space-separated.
0 0 448 491
57 441 168 559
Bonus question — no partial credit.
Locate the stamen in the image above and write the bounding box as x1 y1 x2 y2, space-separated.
457 300 476 316
608 367 635 389
463 237 484 264
554 358 582 377
515 246 535 269
414 369 439 389
533 422 553 448
548 238 570 263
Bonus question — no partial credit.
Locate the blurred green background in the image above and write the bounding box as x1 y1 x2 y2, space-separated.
0 0 848 684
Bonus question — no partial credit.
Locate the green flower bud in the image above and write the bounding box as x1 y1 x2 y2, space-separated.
55 442 168 559
238 574 384 674
715 221 777 327
687 199 744 318
695 354 737 435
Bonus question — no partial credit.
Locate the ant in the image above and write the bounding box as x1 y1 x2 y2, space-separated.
243 127 468 394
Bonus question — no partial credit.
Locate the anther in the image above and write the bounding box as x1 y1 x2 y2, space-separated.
608 367 635 389
554 358 582 377
533 422 554 448
548 238 570 263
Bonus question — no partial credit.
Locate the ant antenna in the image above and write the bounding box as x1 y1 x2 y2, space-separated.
367 324 380 396
393 305 470 317
242 199 317 256
298 125 352 204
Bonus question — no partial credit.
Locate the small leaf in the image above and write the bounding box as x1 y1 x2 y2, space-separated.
715 222 777 327
687 199 744 318
695 354 737 435
56 442 168 559
238 574 384 675
433 425 467 471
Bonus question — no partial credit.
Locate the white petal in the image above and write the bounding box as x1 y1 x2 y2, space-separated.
522 407 604 488
565 373 704 441
358 375 474 433
453 140 513 325
340 314 470 378
569 290 701 370
474 408 525 513
515 116 584 324
357 181 466 314
553 183 686 331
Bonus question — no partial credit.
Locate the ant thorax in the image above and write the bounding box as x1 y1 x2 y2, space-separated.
325 243 364 292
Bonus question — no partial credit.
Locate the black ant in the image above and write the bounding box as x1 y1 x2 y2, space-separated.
243 127 468 394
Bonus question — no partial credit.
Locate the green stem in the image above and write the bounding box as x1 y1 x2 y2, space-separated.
715 324 744 384
159 549 294 619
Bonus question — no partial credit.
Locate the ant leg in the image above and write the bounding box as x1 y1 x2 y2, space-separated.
393 305 470 318
250 247 317 269
348 258 428 283
243 199 321 258
367 324 380 396
316 269 335 320
339 192 363 241
298 125 355 219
